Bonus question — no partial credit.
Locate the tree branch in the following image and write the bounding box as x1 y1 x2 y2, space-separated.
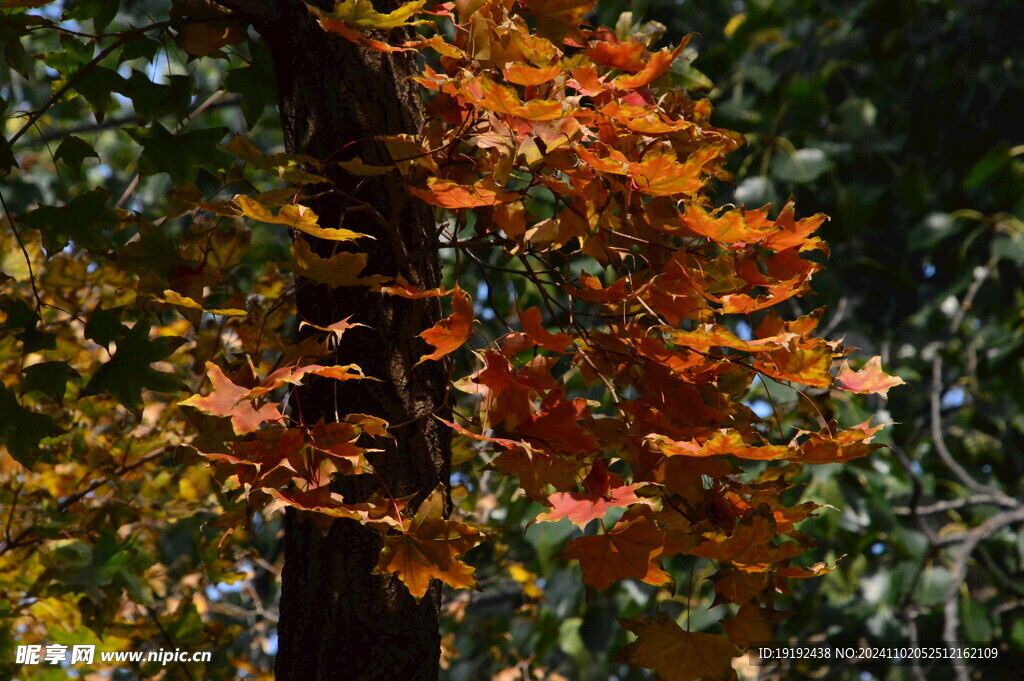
941 505 1024 681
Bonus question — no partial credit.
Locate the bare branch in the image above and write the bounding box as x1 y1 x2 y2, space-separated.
893 494 1020 516
929 354 1016 506
941 505 1024 681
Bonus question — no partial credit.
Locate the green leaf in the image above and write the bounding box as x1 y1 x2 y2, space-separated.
992 235 1024 266
0 134 16 175
125 71 193 122
0 383 60 466
65 0 120 32
224 40 276 129
72 66 126 121
81 320 187 409
54 135 99 170
22 361 76 402
115 221 186 281
84 305 127 348
837 97 877 139
23 188 122 252
119 36 162 62
773 147 833 184
963 144 1009 191
1 296 55 353
126 124 229 185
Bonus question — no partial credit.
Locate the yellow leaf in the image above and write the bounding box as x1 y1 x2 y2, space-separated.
316 0 426 30
159 290 247 317
291 239 387 287
233 195 370 241
724 13 747 38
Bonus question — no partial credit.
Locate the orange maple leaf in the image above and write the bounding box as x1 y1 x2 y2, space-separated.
585 40 648 72
179 362 282 435
535 484 647 527
563 506 673 590
519 306 573 352
502 63 562 86
835 356 905 397
416 287 474 365
614 39 688 90
409 178 518 209
376 486 482 599
629 146 721 197
690 508 803 568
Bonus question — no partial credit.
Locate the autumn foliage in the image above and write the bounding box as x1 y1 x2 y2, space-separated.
0 0 903 678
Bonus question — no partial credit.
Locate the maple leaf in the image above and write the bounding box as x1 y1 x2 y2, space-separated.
835 356 905 397
586 40 648 72
456 351 556 429
461 76 565 121
176 20 245 58
690 508 804 568
535 484 646 527
489 445 581 498
520 397 599 455
754 339 835 389
614 40 688 90
562 506 674 590
617 617 741 681
647 431 792 462
437 416 581 496
519 306 573 352
629 146 722 197
502 63 562 86
408 178 518 209
81 321 187 410
158 290 247 317
376 486 483 599
267 485 404 529
416 287 473 365
375 277 449 298
291 239 388 287
247 363 370 399
315 0 427 30
180 362 284 435
722 604 791 650
565 272 629 302
309 421 372 474
233 195 370 242
760 201 828 252
682 203 777 245
518 0 598 42
709 569 773 607
793 419 886 464
0 383 61 466
299 316 366 341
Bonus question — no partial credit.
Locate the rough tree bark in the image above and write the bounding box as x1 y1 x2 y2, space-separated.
252 2 451 679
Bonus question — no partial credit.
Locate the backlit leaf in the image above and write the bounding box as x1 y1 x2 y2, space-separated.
376 486 483 599
416 287 473 365
835 356 905 396
233 195 370 241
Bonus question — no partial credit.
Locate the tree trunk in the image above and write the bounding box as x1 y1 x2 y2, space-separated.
255 3 450 680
